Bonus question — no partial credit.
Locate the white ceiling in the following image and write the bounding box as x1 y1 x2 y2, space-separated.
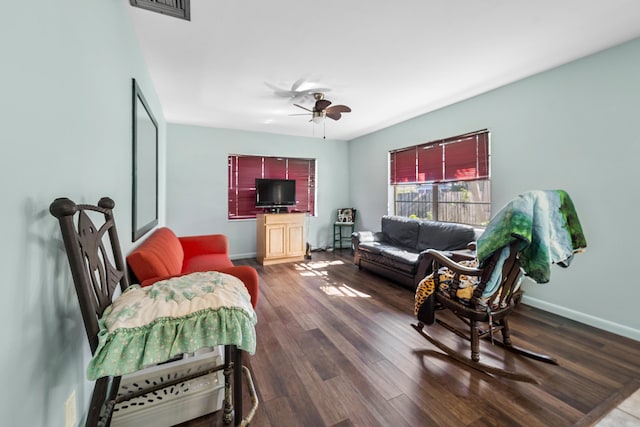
126 0 640 141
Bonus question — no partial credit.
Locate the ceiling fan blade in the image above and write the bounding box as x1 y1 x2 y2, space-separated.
291 77 307 92
294 103 313 112
326 105 351 113
315 99 332 111
326 111 342 120
265 82 295 98
291 77 333 94
308 87 331 94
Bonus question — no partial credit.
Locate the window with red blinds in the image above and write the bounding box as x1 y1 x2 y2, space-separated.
228 155 316 219
390 130 489 184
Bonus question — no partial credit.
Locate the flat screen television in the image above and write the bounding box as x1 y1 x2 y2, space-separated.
255 178 296 209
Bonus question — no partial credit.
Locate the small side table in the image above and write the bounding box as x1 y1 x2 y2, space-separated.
333 221 355 251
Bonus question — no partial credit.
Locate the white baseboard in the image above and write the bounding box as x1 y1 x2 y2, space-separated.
522 295 640 341
230 252 256 261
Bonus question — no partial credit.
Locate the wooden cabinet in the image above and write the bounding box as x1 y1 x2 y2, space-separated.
256 213 306 265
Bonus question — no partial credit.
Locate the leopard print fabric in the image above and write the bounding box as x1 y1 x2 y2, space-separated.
414 274 437 318
414 260 480 323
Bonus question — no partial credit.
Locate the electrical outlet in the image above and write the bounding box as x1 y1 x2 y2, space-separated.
65 390 77 427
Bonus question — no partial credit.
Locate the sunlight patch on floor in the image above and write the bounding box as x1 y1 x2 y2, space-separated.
320 284 371 298
295 260 345 270
300 270 328 277
293 259 370 297
295 260 345 276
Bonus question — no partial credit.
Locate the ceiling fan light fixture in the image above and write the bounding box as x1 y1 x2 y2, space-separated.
291 92 350 130
312 111 325 123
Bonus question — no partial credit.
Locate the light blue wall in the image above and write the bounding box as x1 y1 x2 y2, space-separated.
0 1 166 425
1 1 638 424
349 38 640 340
166 124 351 255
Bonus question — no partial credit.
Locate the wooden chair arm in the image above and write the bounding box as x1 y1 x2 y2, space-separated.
424 249 482 276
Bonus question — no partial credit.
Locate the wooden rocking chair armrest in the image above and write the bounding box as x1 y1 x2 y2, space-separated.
424 249 482 275
449 250 476 262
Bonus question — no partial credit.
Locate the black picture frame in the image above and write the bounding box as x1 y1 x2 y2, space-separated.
132 78 158 242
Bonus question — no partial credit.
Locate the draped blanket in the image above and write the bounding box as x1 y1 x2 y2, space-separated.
87 271 257 380
414 189 586 324
477 189 587 284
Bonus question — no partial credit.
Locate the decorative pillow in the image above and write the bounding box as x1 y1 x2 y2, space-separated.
87 271 257 380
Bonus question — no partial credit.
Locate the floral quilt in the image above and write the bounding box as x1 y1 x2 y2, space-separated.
87 271 257 380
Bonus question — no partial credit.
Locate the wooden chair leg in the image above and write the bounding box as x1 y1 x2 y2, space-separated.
223 345 234 424
470 320 480 362
501 318 513 346
234 347 243 426
86 376 121 427
86 377 108 427
221 345 259 426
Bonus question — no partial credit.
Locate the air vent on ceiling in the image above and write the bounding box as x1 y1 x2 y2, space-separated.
130 0 190 21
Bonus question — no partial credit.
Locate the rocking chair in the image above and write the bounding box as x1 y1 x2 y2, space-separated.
50 197 258 426
412 190 587 383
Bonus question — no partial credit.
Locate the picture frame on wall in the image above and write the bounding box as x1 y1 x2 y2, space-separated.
132 78 158 242
337 208 354 223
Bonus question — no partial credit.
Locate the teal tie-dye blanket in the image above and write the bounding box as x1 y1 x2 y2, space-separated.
477 190 587 284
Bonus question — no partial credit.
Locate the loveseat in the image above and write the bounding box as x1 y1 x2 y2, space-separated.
126 227 259 307
352 215 482 290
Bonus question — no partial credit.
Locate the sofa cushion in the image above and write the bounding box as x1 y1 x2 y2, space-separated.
382 216 420 249
359 250 416 275
357 242 384 254
417 221 476 251
183 254 234 273
380 247 419 265
127 227 184 283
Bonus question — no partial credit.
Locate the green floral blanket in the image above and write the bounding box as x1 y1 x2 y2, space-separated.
87 271 257 380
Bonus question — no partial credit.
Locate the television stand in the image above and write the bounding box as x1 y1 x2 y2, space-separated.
267 207 289 214
256 212 306 265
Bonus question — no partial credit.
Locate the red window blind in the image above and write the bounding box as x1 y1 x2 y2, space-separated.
417 144 443 182
390 130 489 184
263 157 287 178
288 158 316 215
228 155 316 219
229 156 263 219
390 148 417 184
228 156 237 217
443 133 489 181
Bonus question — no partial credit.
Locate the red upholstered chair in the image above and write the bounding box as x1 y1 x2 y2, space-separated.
126 227 259 308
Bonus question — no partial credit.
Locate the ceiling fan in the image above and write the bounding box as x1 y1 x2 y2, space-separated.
291 92 352 123
265 78 331 103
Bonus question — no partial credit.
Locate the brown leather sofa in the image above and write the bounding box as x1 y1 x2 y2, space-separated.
352 215 482 290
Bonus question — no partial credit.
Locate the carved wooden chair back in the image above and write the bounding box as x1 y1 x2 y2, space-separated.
50 197 131 425
50 197 129 353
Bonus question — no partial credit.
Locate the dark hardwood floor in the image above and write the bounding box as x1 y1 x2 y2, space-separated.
178 249 640 427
